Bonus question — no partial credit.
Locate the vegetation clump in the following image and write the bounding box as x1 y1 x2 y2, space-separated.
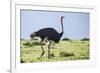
23 41 33 47
59 51 74 57
23 41 45 47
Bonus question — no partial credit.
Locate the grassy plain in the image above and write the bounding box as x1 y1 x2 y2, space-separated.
20 39 89 63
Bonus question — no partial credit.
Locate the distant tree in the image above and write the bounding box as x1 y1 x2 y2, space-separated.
20 38 25 40
62 38 71 41
80 38 90 41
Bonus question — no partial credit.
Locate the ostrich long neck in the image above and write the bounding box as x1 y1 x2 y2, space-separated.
61 17 64 33
58 17 64 38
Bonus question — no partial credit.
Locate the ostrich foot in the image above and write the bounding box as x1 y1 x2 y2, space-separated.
48 55 51 58
40 51 45 58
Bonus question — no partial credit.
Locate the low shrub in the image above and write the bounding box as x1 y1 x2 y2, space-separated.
23 41 32 47
59 51 74 57
23 41 45 47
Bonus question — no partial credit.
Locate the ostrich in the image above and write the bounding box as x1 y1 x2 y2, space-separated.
30 16 64 58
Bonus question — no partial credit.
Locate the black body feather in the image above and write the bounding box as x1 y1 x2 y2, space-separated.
35 28 63 43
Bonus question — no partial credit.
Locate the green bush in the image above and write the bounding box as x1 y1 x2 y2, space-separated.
23 41 32 47
59 51 74 57
23 41 46 47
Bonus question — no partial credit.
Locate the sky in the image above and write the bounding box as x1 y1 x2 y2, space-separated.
20 9 90 40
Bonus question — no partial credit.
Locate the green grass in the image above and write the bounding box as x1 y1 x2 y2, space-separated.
20 39 90 63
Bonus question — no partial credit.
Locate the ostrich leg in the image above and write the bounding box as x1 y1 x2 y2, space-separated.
48 40 52 58
40 39 45 58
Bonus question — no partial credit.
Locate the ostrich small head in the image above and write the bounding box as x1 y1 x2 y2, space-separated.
61 16 64 19
30 32 36 39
